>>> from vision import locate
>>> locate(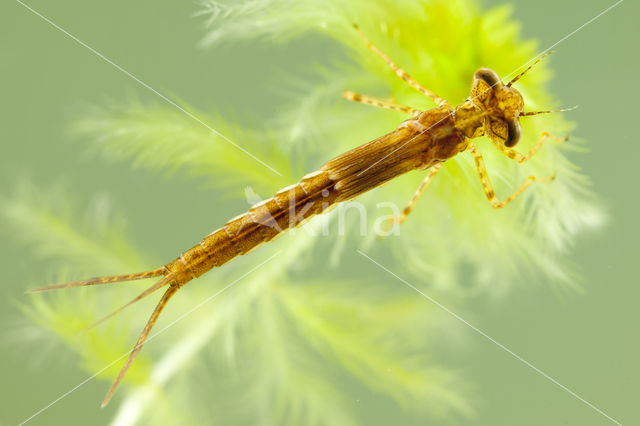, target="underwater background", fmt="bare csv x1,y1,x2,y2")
1,0,637,425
